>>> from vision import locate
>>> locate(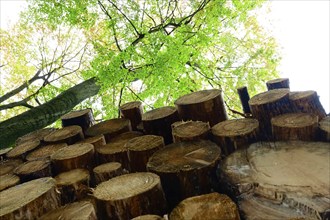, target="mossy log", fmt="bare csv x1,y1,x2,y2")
142,106,180,144
0,174,20,191
6,140,40,160
0,177,60,219
219,141,330,219
61,108,95,135
319,116,330,141
93,172,167,220
14,159,52,182
39,200,97,220
171,121,210,143
271,113,318,141
55,168,91,205
289,91,327,120
147,140,221,209
25,143,67,161
266,78,290,90
248,89,291,139
175,89,228,126
93,162,123,185
43,125,84,145
126,135,165,172
51,143,94,174
85,118,132,143
120,101,143,131
169,192,240,220
211,118,259,156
